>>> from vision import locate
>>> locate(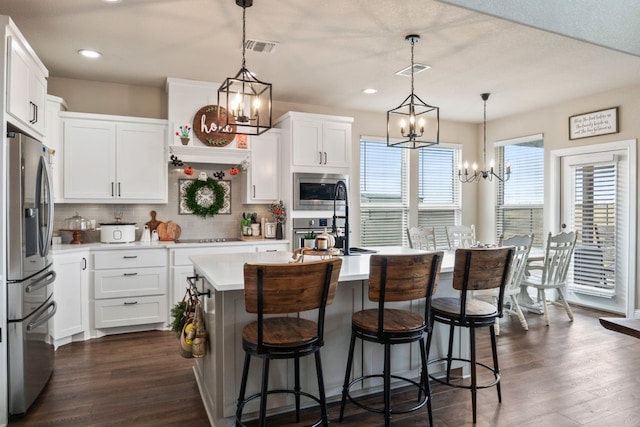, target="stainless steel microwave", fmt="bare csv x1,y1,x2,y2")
293,173,349,211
